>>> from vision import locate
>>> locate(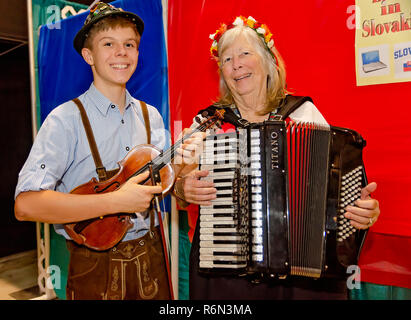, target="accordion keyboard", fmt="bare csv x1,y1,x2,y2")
199,132,247,269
